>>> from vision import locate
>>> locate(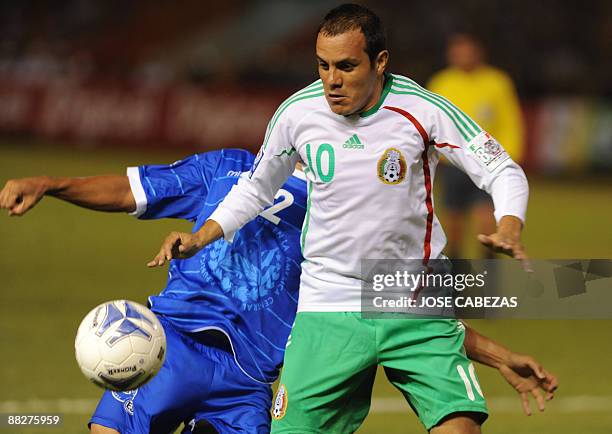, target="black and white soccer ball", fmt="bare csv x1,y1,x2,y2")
75,300,166,391
384,163,401,183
